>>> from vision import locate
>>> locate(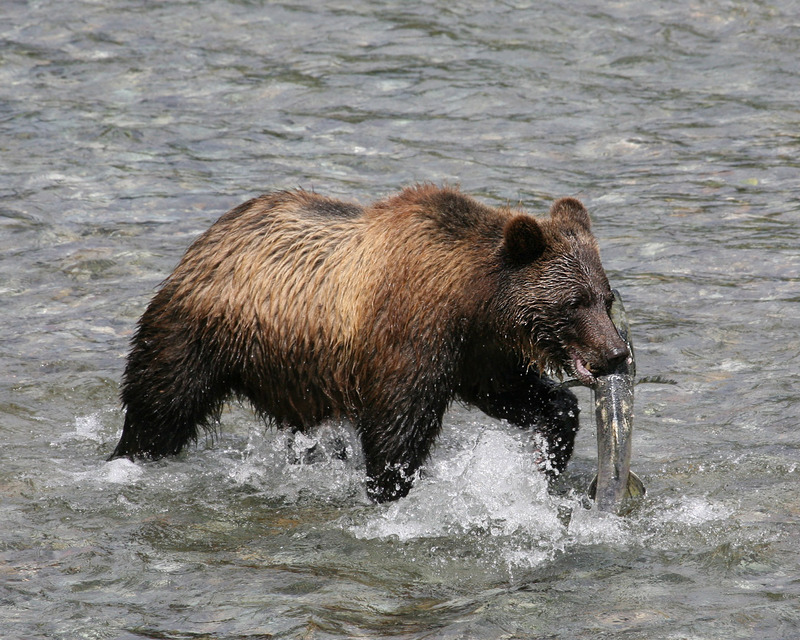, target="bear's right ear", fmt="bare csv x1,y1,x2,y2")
503,215,546,264
549,197,591,232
